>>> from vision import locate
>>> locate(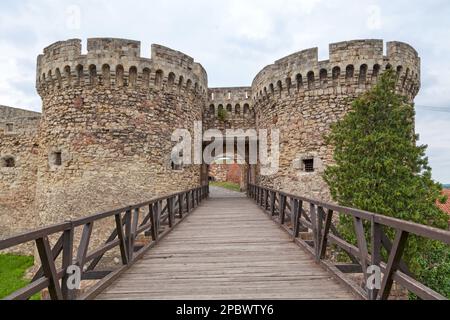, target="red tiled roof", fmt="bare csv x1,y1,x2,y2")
436,189,450,216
